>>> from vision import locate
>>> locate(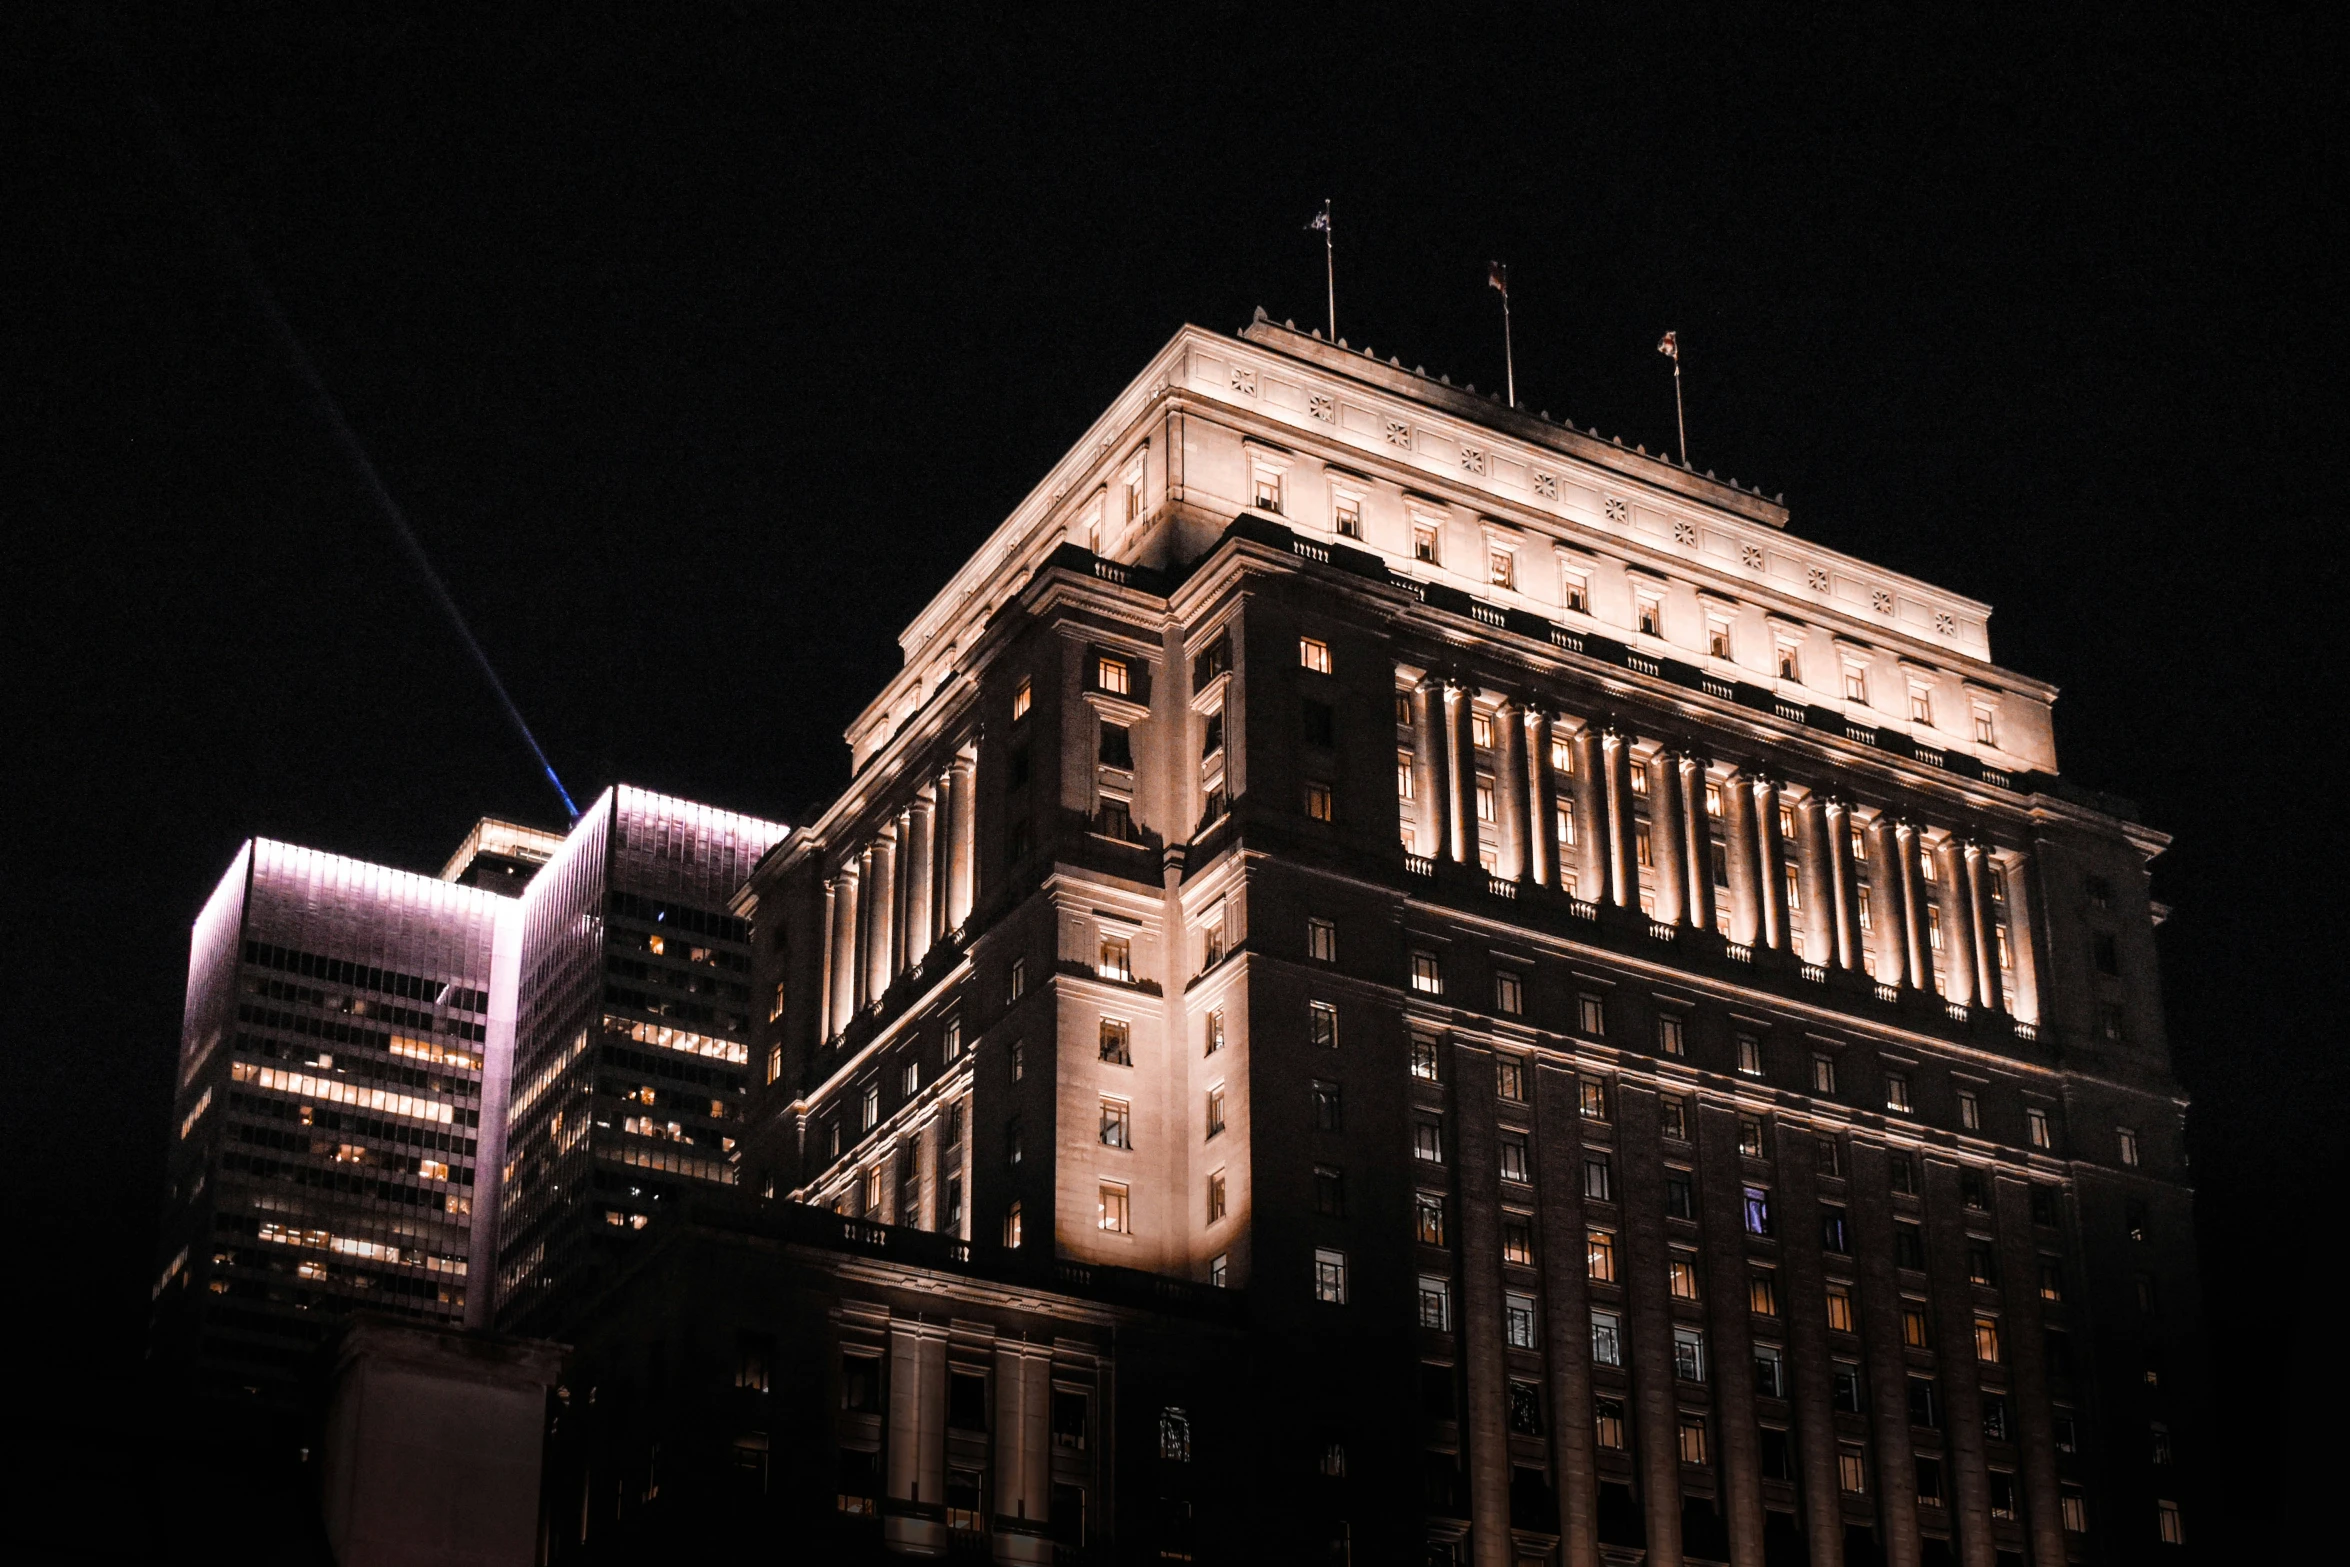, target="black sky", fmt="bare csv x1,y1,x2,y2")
5,4,2342,1552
